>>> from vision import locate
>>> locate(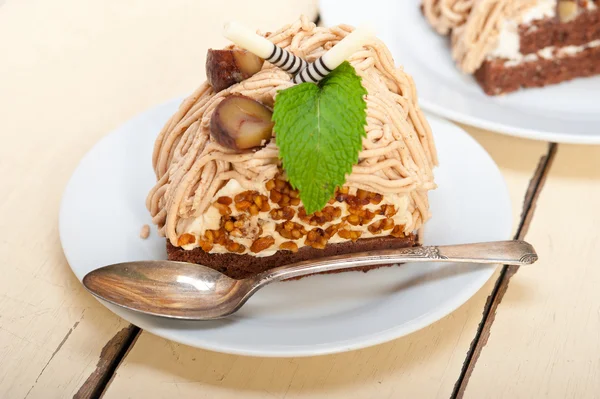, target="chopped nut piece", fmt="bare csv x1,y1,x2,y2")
213,202,232,216
275,179,286,191
338,229,362,241
356,189,369,200
325,222,345,238
390,225,406,238
177,233,196,246
305,228,328,249
205,230,215,242
265,179,276,191
198,238,213,252
275,221,307,240
260,201,271,212
368,219,384,234
383,217,395,230
370,193,383,205
347,214,361,225
234,191,254,203
379,204,397,217
225,241,245,253
250,236,275,253
235,200,252,211
270,190,282,203
270,206,295,220
217,196,233,205
279,241,299,253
